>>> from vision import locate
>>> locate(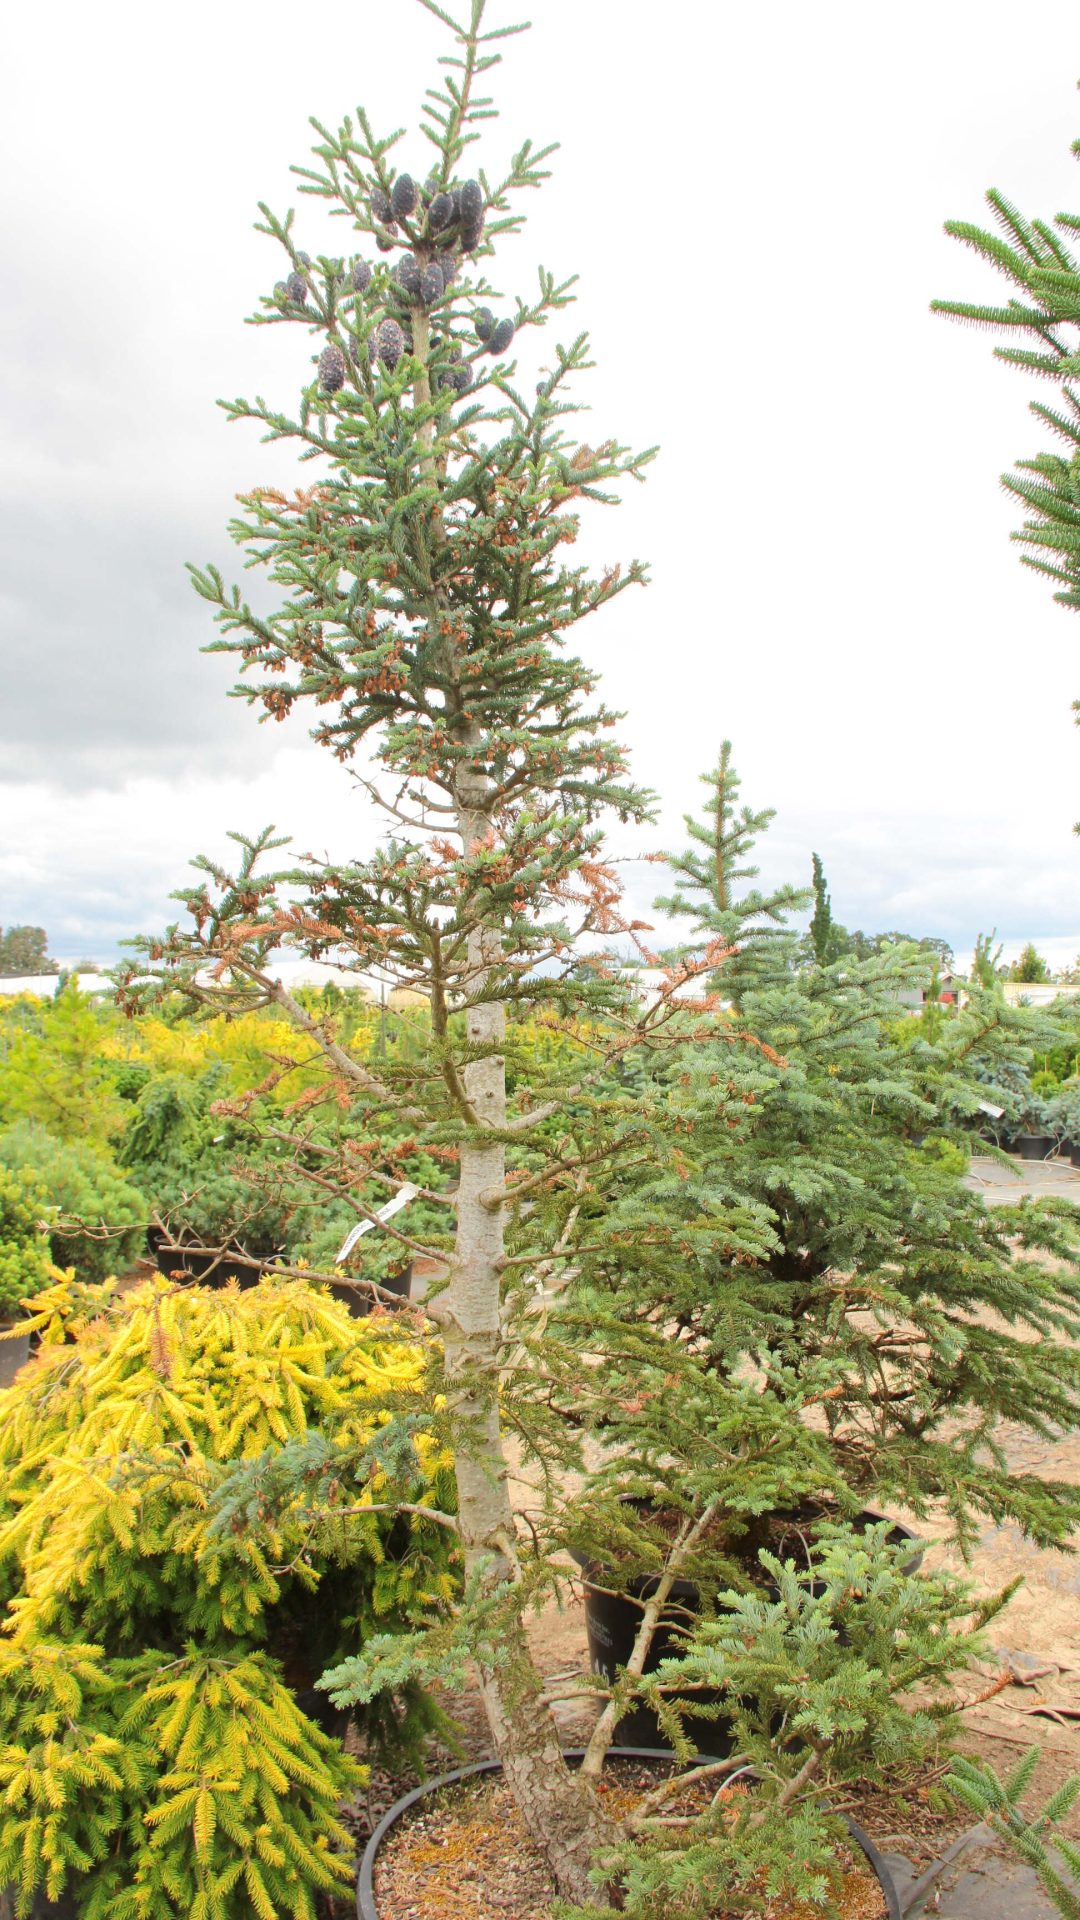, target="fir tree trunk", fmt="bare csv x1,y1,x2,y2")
445,763,619,1907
